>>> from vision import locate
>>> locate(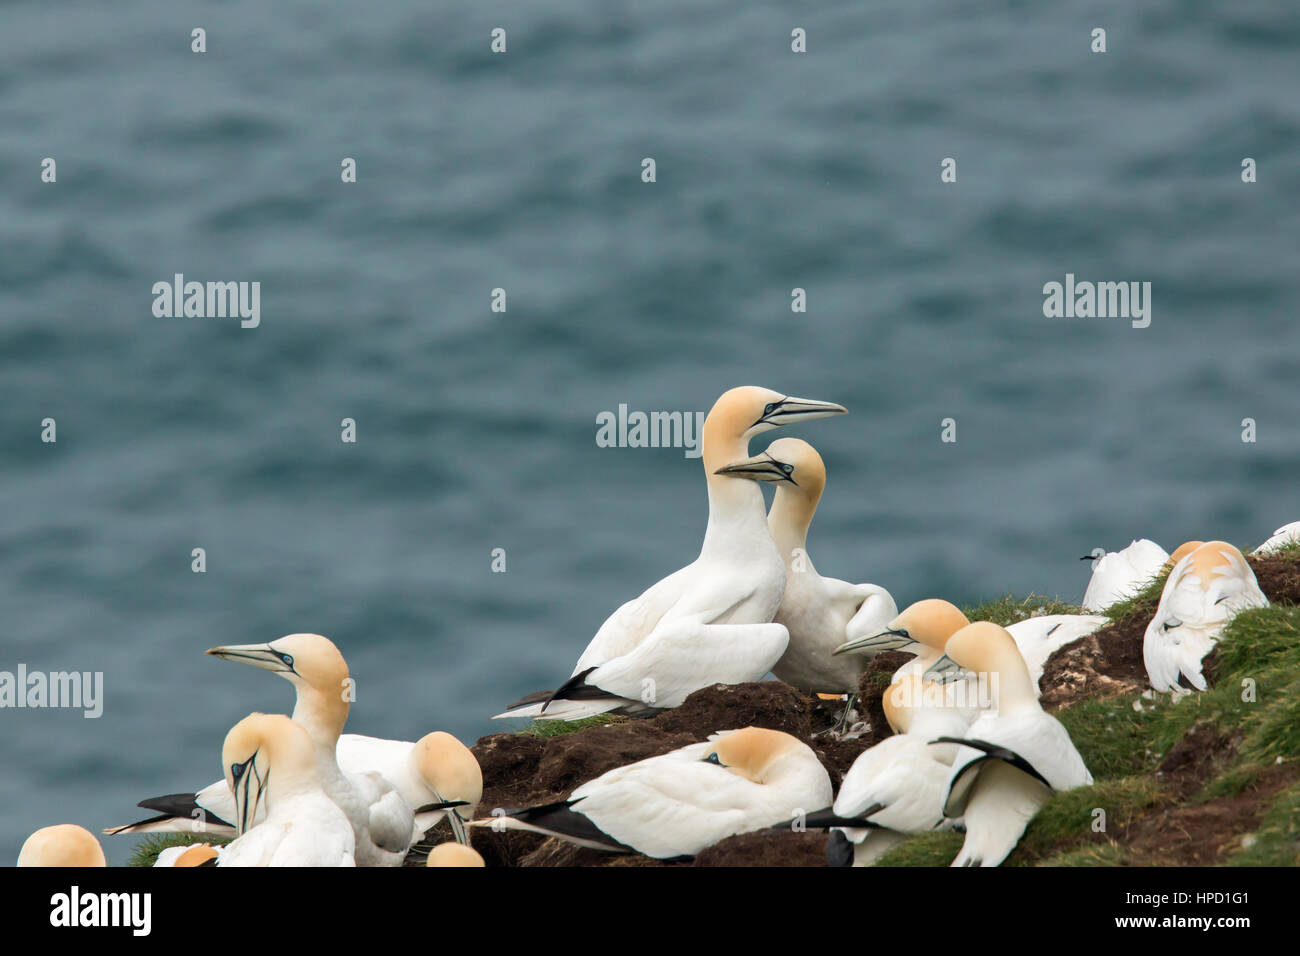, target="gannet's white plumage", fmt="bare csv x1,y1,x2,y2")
107,634,415,865
1081,538,1169,612
924,622,1092,867
1143,541,1269,693
1255,521,1300,555
426,842,485,867
475,727,833,859
494,387,847,720
217,713,356,867
17,824,106,867
1005,614,1107,692
715,438,896,694
335,730,482,843
825,674,969,866
832,599,983,721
